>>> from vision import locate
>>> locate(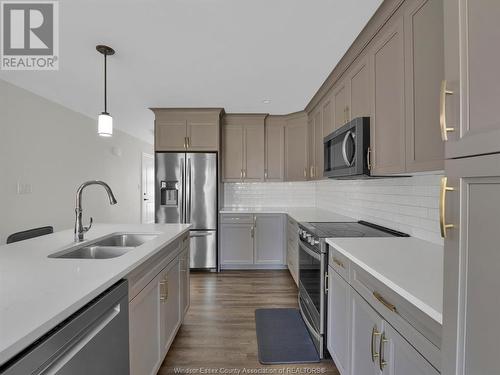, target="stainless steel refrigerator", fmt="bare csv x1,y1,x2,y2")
155,152,217,270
